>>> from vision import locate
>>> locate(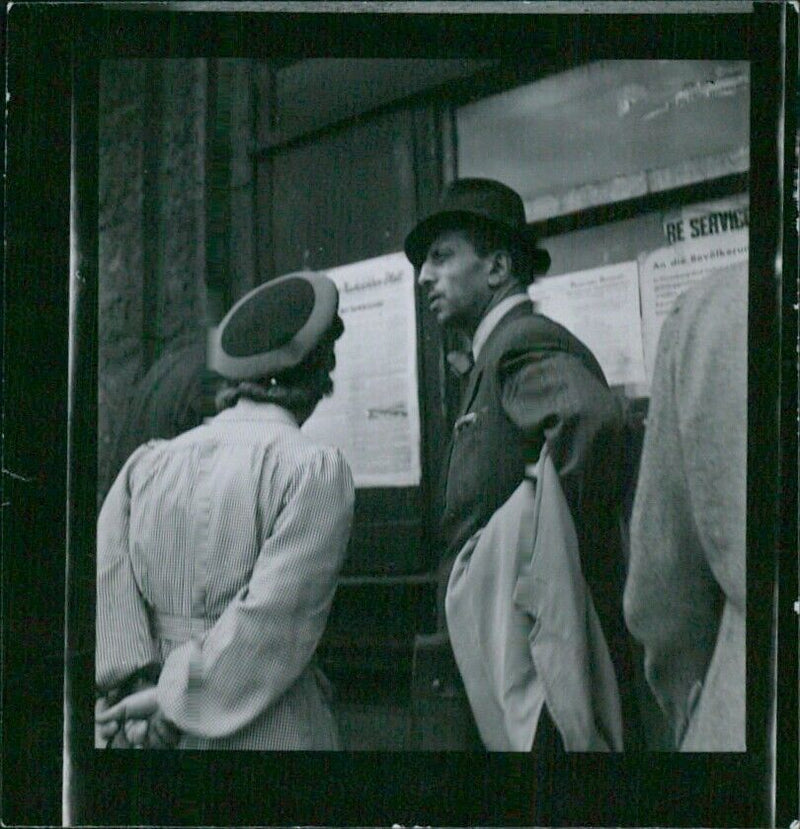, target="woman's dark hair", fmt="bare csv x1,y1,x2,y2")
215,314,344,421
